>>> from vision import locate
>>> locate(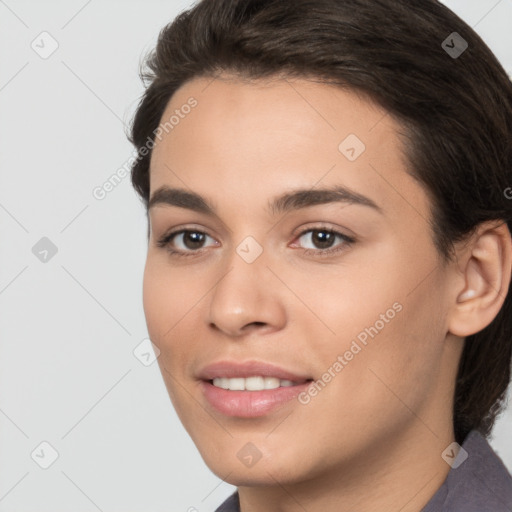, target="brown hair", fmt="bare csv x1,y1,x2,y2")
128,0,512,444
